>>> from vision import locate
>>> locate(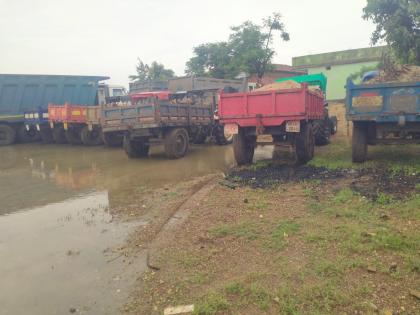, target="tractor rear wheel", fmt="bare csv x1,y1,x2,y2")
39,128,54,144
17,125,40,143
52,126,68,144
295,122,315,165
214,124,233,145
164,128,189,159
123,135,149,158
352,122,367,163
313,120,331,146
65,127,83,145
233,128,255,165
0,124,16,146
81,126,103,146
